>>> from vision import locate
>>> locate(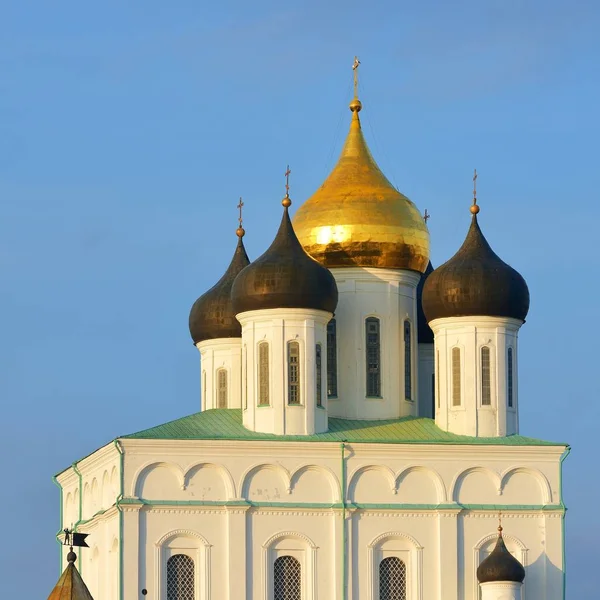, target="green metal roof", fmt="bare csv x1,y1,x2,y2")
123,409,563,446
